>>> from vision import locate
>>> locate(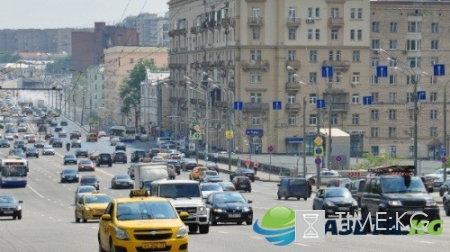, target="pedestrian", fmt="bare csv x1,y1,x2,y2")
253,160,259,175
214,152,219,163
307,179,312,198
